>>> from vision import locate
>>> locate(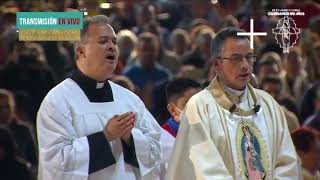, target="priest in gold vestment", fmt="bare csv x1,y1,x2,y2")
165,27,300,180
